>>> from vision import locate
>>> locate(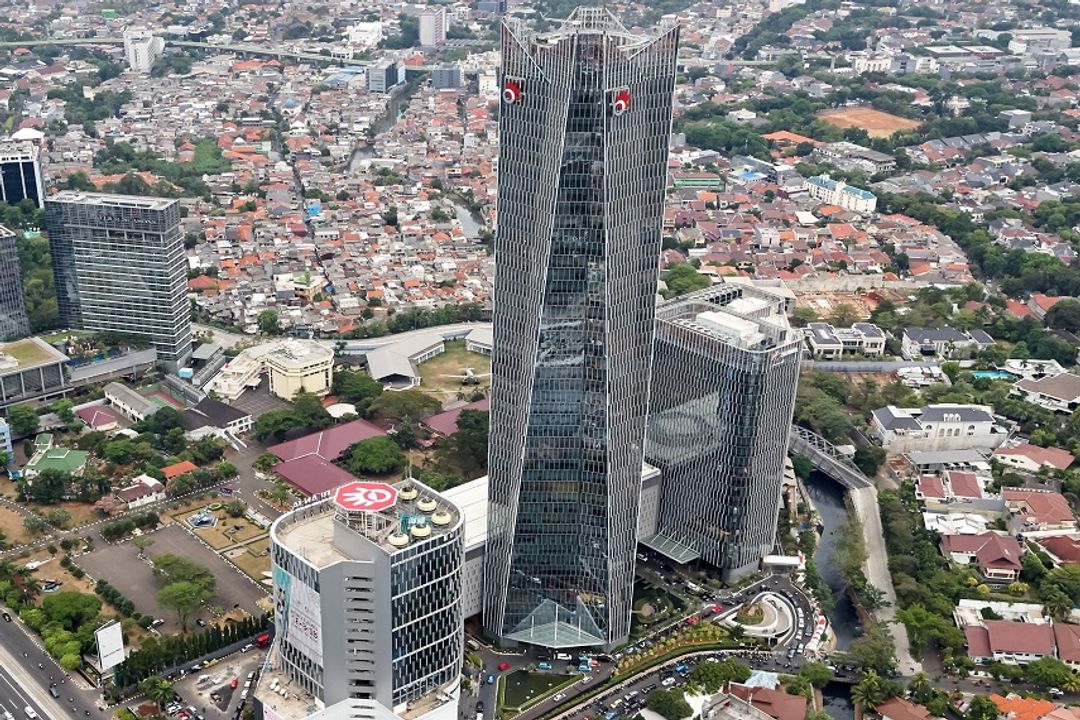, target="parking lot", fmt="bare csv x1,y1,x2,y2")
171,650,266,720
233,379,290,419
79,524,268,633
